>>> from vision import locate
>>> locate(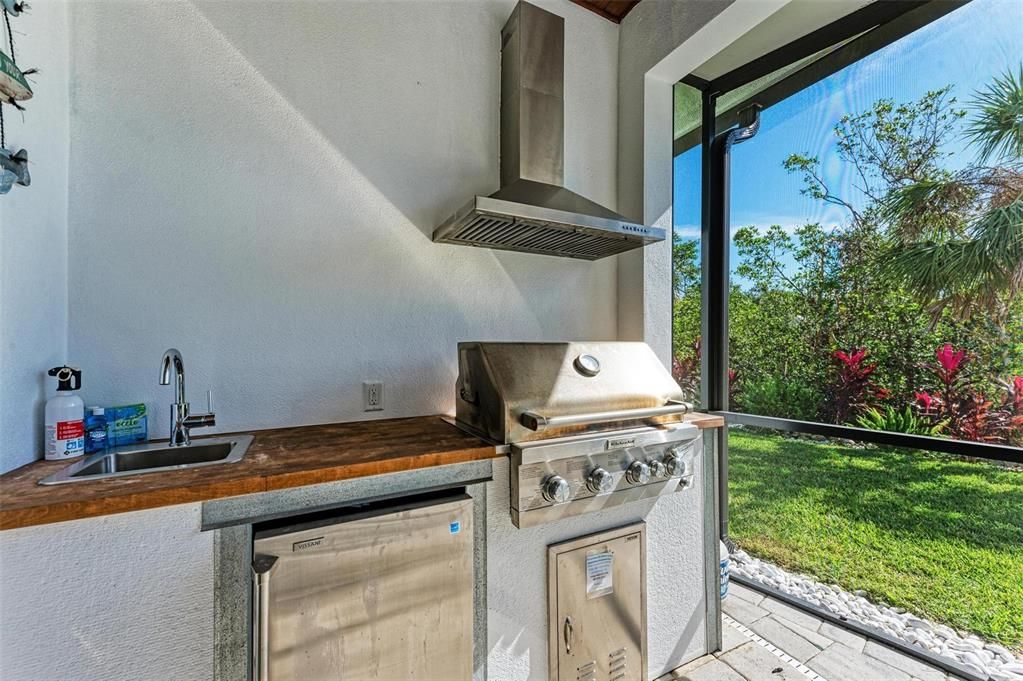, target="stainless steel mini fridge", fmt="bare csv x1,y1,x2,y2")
252,493,474,680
